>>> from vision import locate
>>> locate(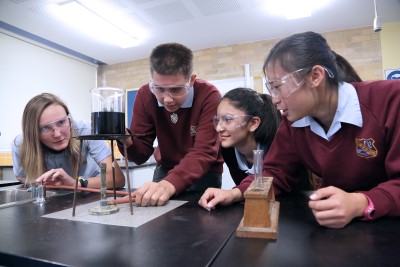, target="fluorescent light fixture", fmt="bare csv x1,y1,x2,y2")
50,1,139,48
262,0,331,20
